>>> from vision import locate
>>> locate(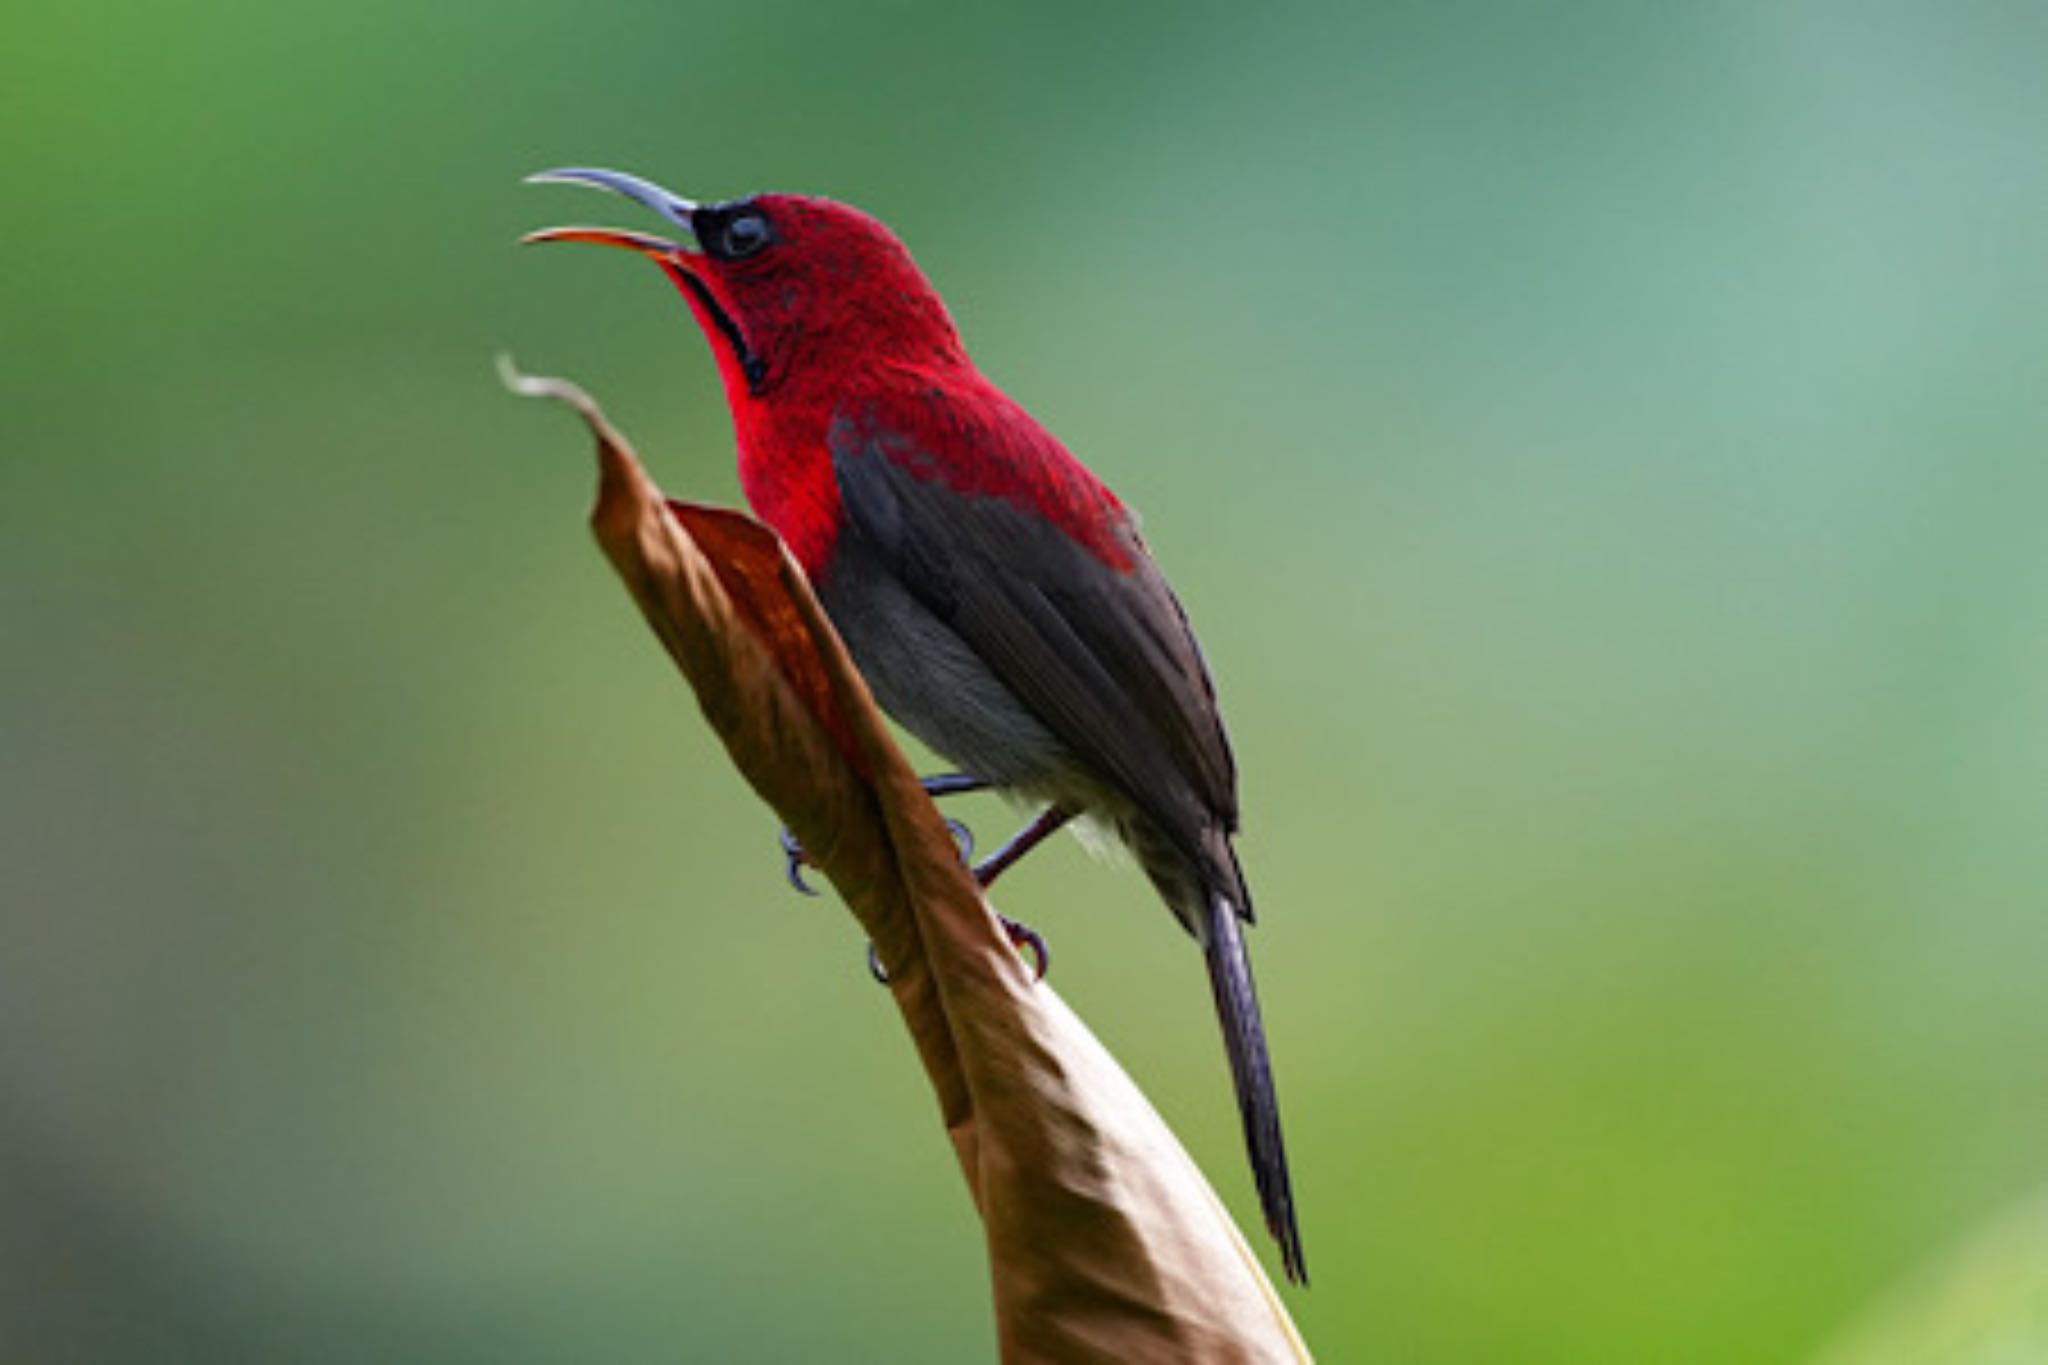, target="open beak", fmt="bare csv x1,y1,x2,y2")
522,167,701,258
